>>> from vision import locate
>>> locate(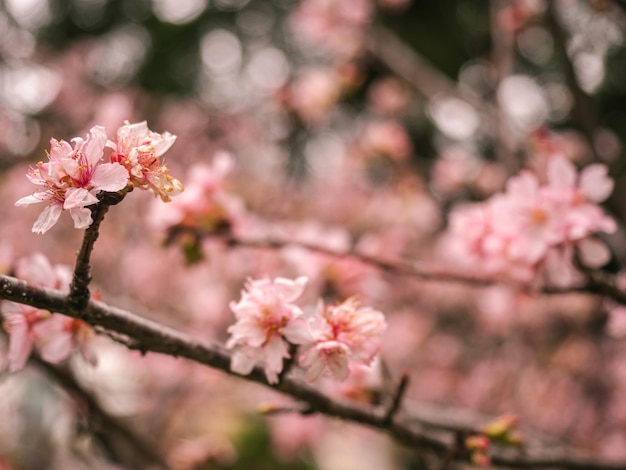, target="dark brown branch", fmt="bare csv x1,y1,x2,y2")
383,374,409,425
1,274,626,469
68,188,132,314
